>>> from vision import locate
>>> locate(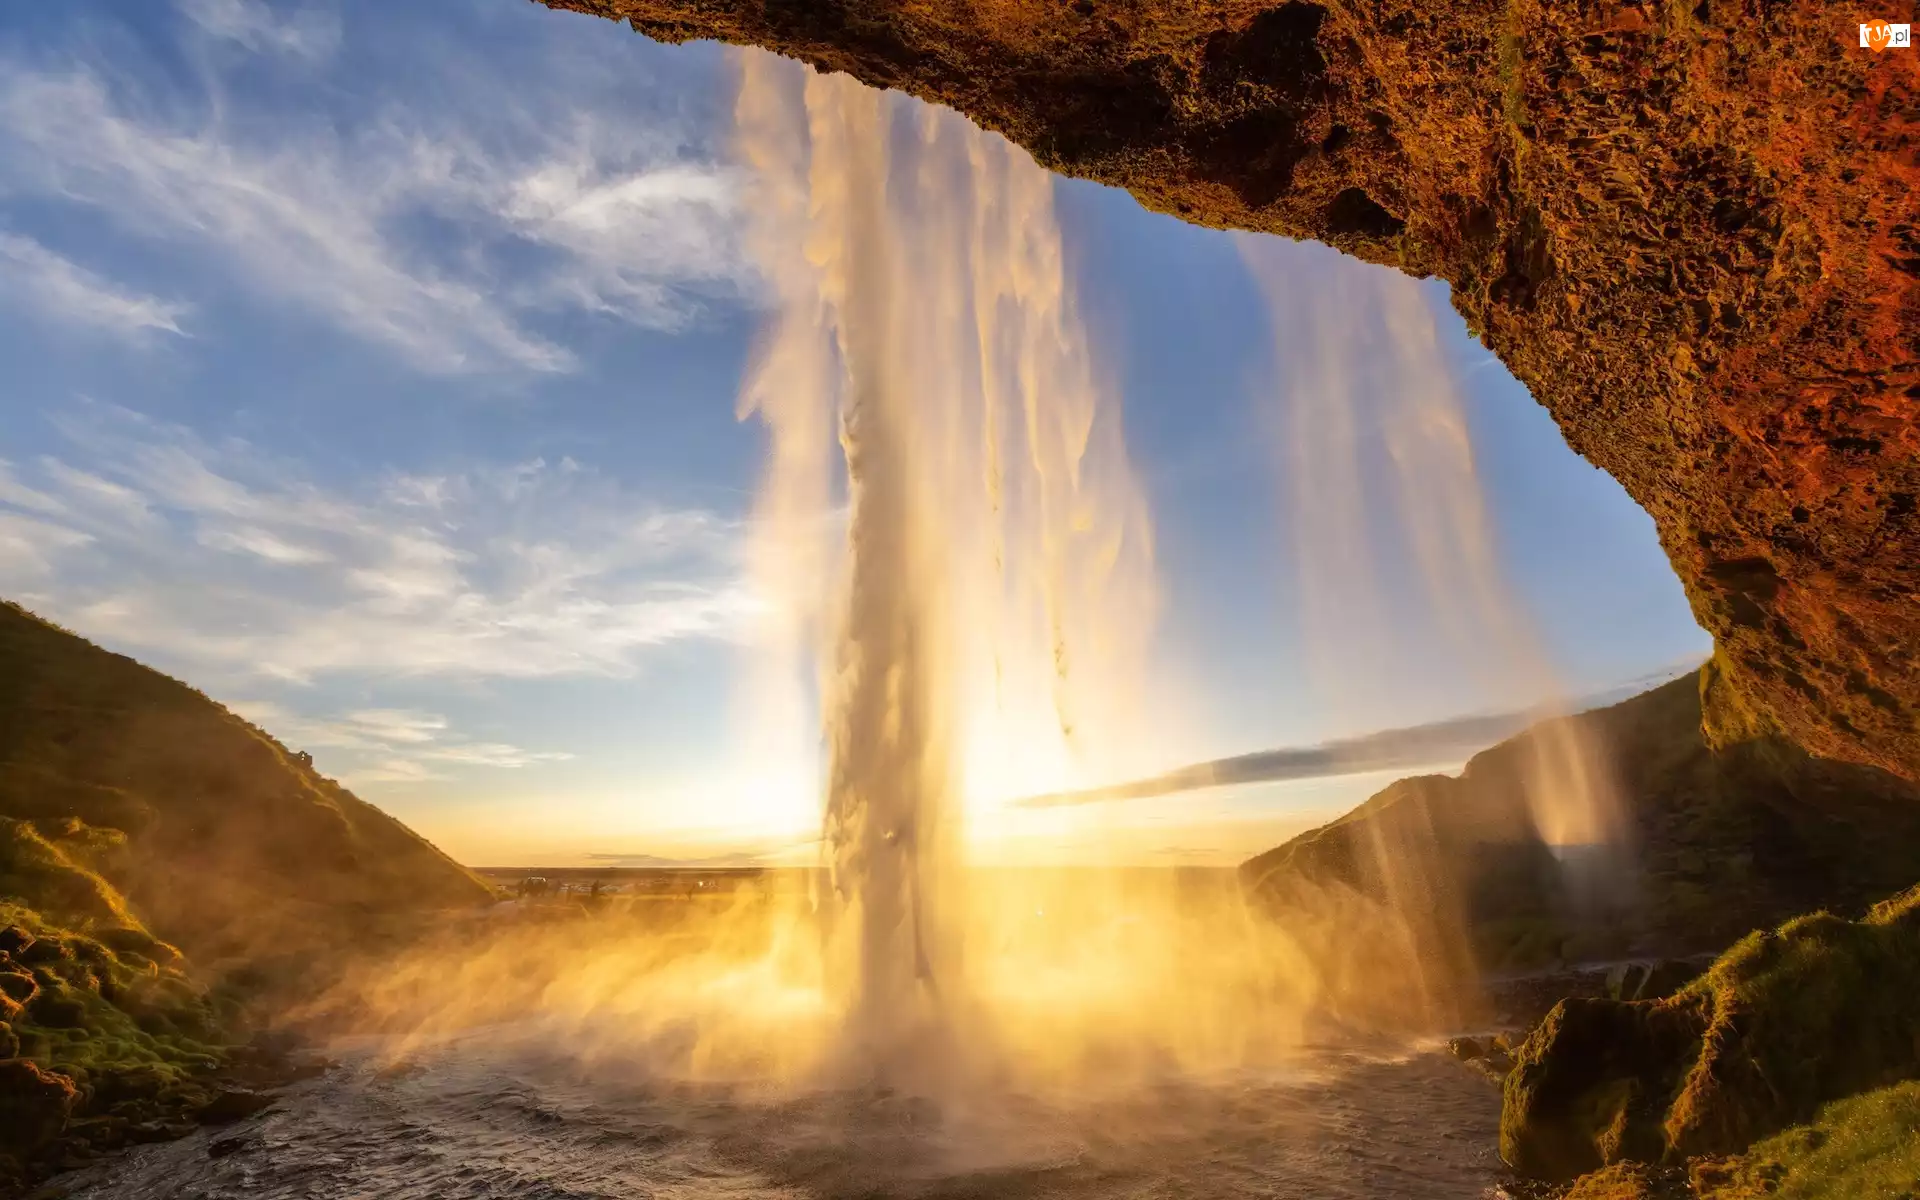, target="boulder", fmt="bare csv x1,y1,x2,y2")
1605,959,1702,1003
1501,997,1707,1181
195,1087,277,1126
